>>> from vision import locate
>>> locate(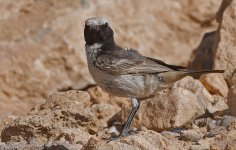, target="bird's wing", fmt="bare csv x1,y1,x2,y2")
95,49,181,75
146,57,186,70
